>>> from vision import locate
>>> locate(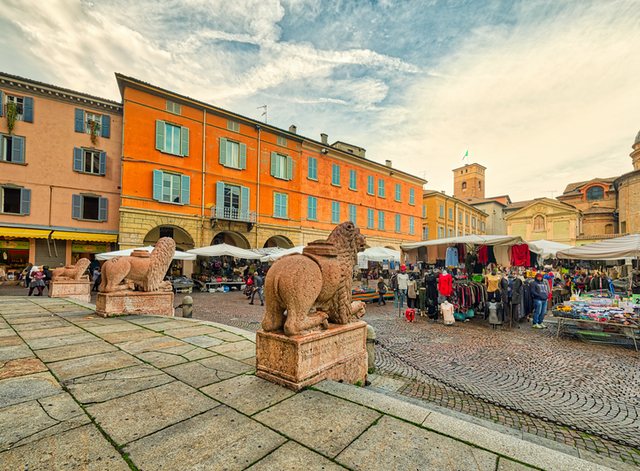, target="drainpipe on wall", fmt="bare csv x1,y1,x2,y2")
201,109,207,246
256,125,262,248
